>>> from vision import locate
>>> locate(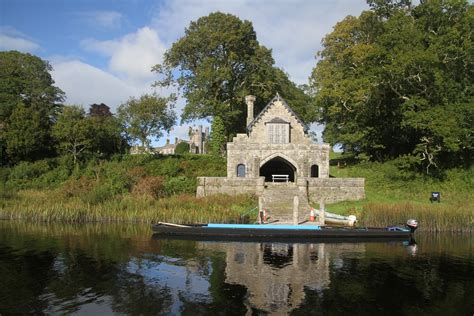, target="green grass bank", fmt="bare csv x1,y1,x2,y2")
326,154,473,232
0,154,257,224
1,153,472,231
